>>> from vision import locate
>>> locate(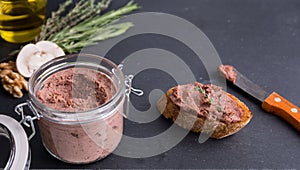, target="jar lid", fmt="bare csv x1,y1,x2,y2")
0,115,30,170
